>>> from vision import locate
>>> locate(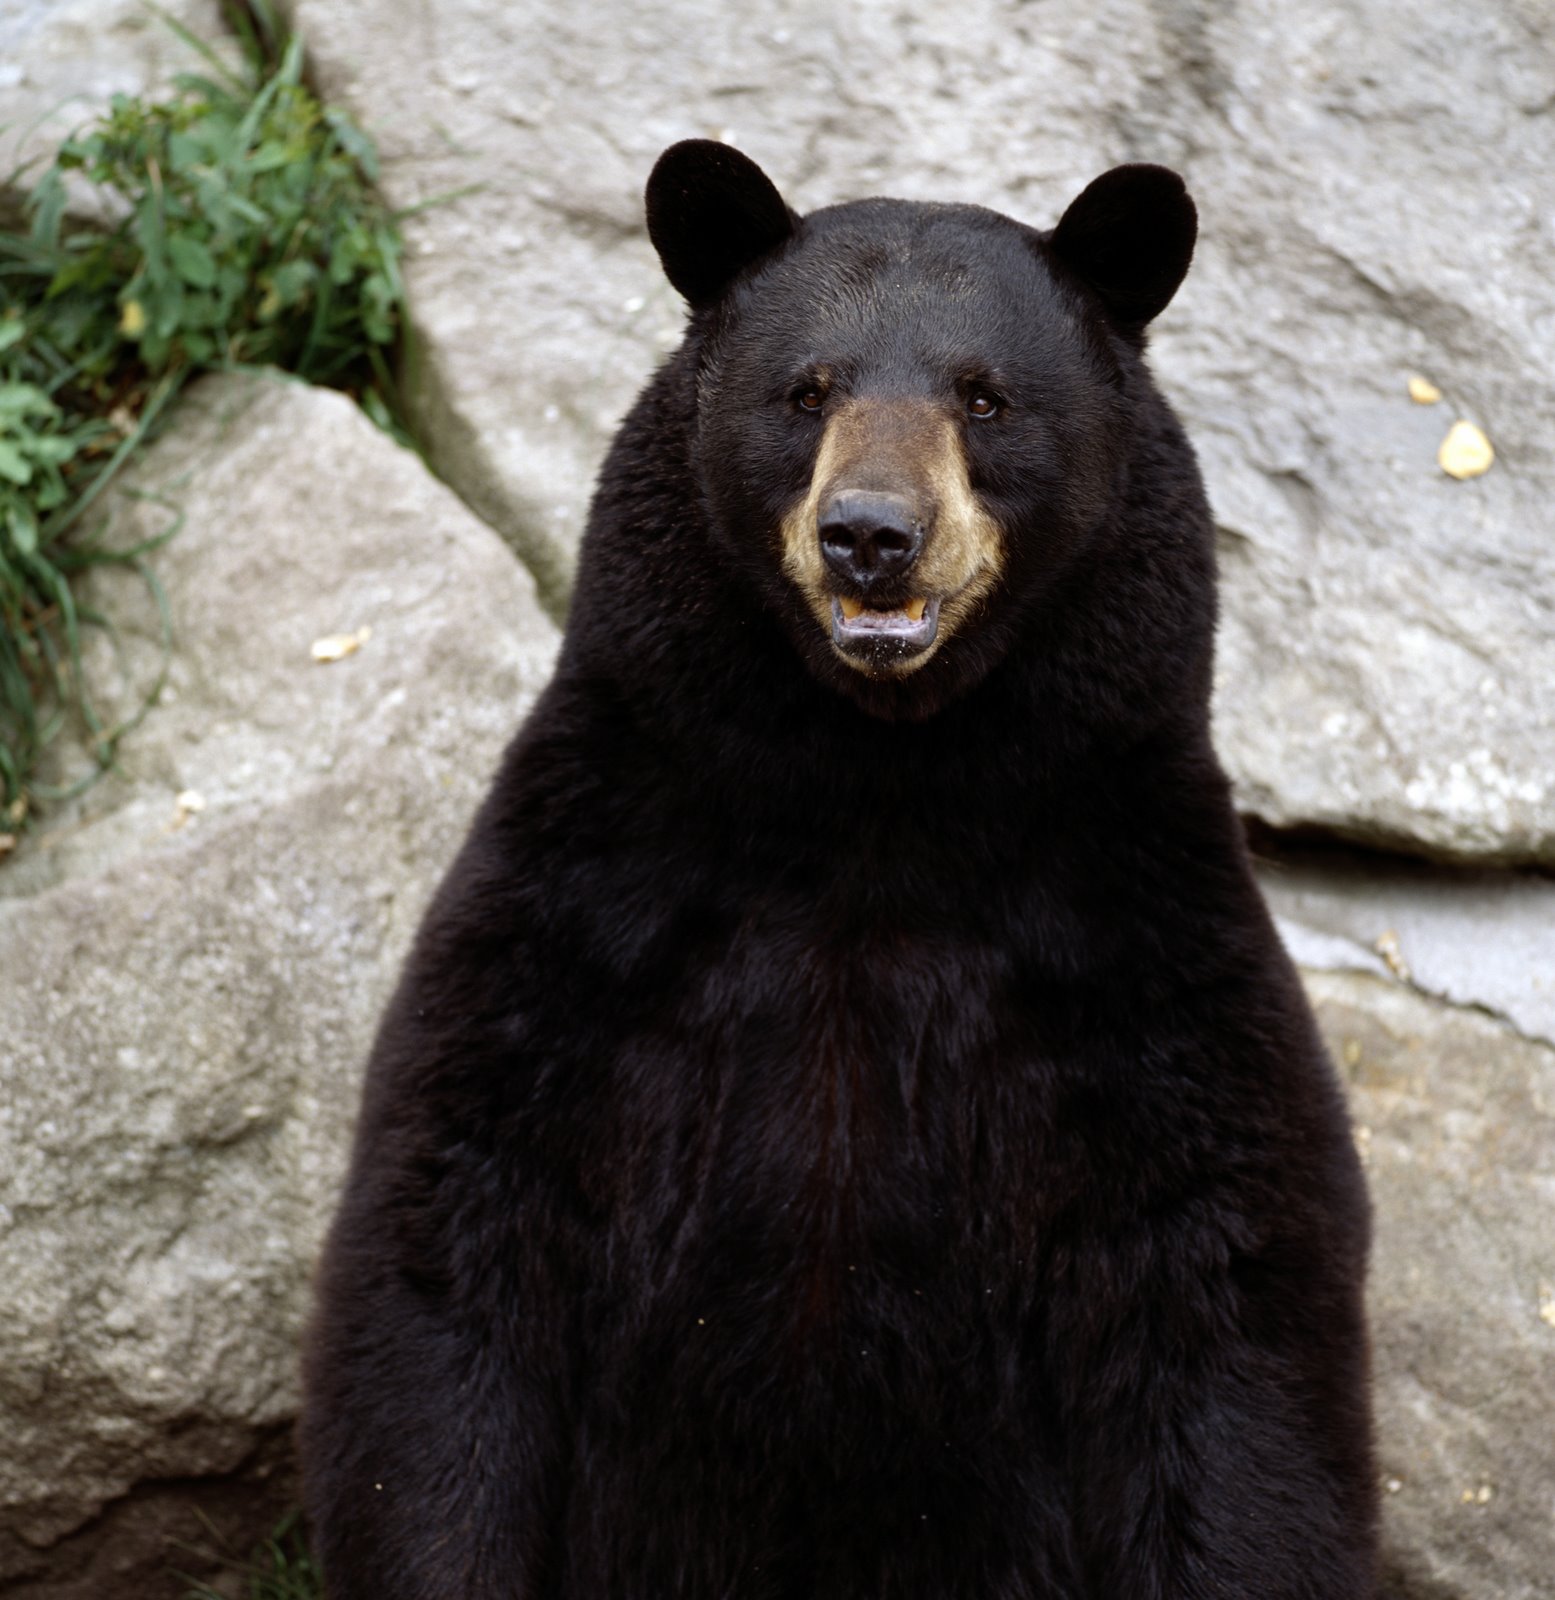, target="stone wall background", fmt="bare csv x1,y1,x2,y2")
1,3,1550,1596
